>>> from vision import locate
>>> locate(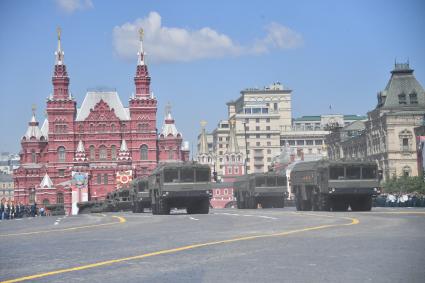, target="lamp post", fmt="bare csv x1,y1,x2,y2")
242,121,248,175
